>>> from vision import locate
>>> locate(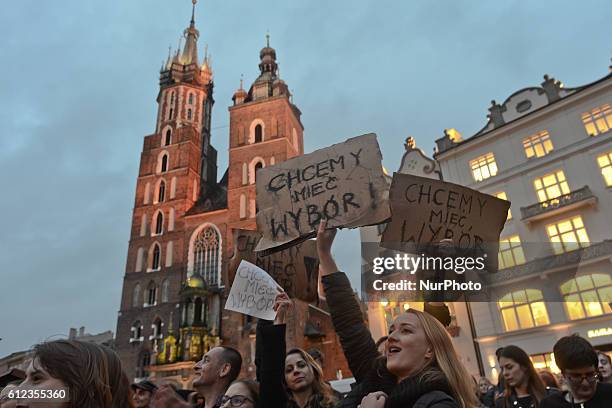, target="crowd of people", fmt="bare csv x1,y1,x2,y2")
1,221,611,407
